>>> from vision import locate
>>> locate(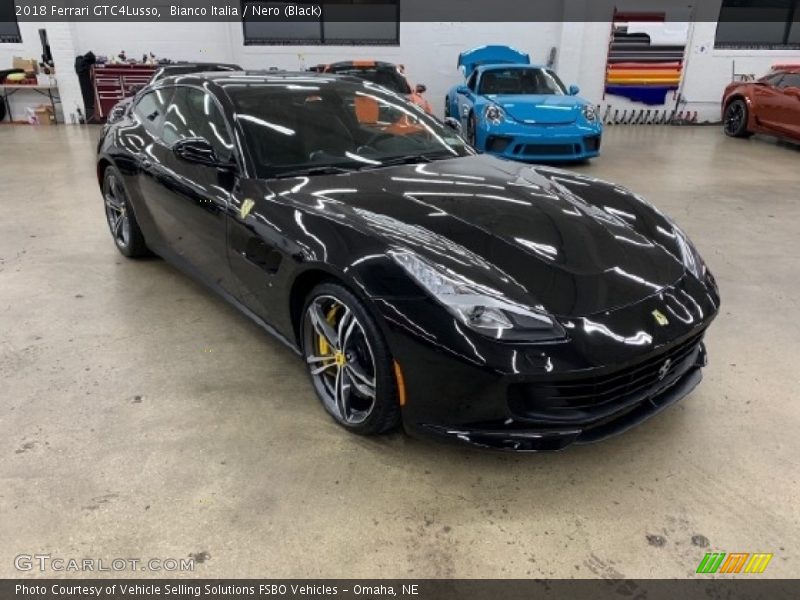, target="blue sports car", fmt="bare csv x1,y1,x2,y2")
445,45,603,162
